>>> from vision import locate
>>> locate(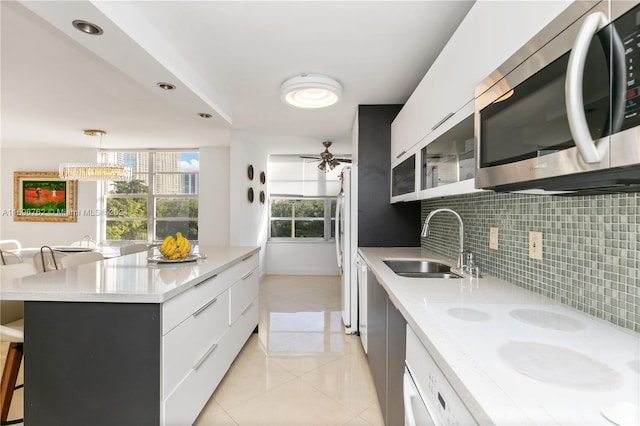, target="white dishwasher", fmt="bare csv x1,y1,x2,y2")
404,326,477,426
